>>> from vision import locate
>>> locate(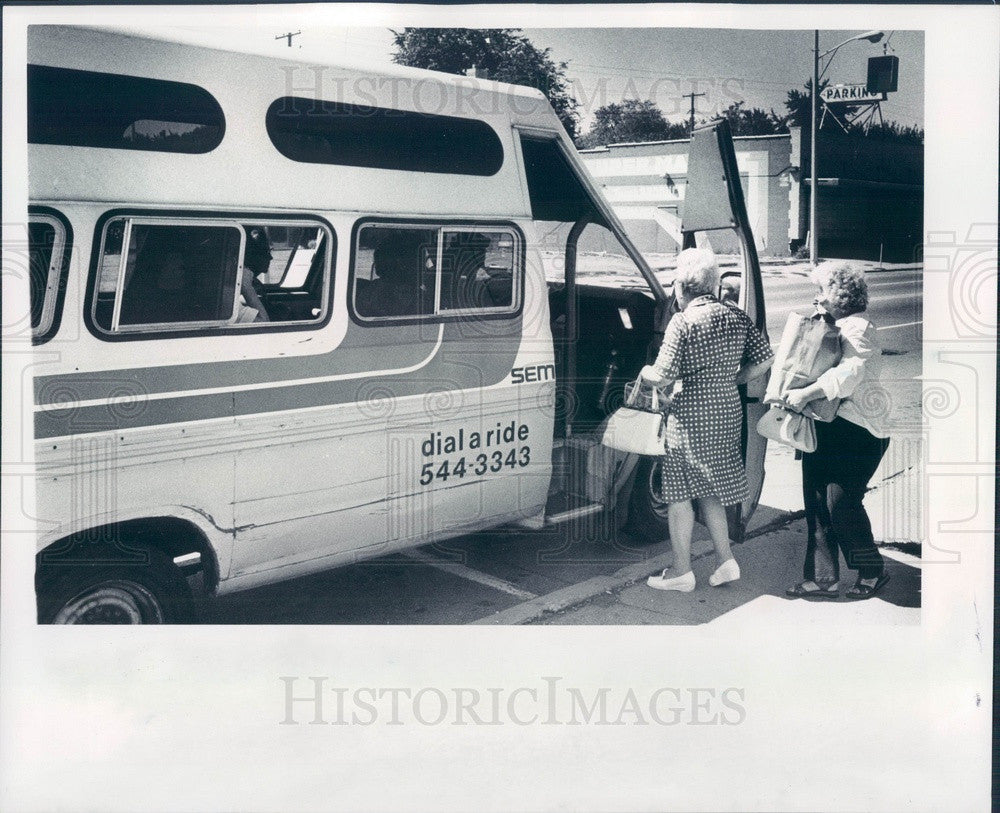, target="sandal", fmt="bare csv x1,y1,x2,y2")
846,572,890,600
785,580,839,600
